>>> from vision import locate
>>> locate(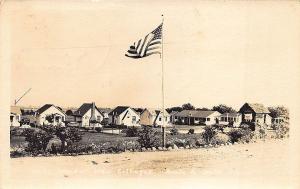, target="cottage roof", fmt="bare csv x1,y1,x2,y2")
36,104,66,115
97,108,112,114
109,106,130,116
144,108,170,116
175,110,217,118
244,103,270,114
74,103,103,117
11,106,22,115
